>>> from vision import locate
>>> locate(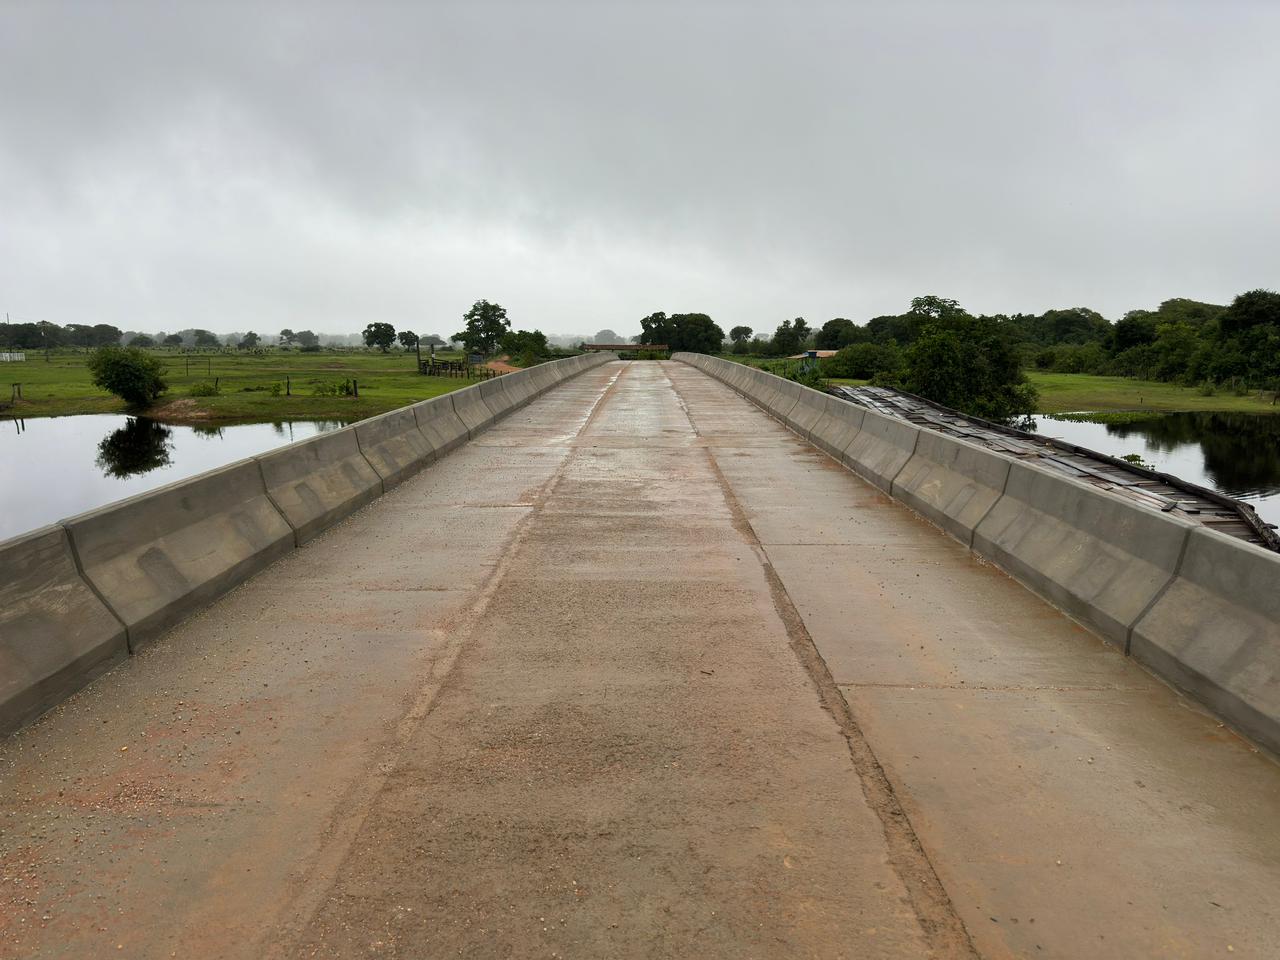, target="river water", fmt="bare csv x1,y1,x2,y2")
1032,411,1280,528
3,410,1277,544
0,415,345,541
